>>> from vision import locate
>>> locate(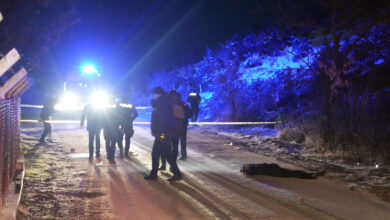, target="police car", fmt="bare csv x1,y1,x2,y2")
55,64,110,111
